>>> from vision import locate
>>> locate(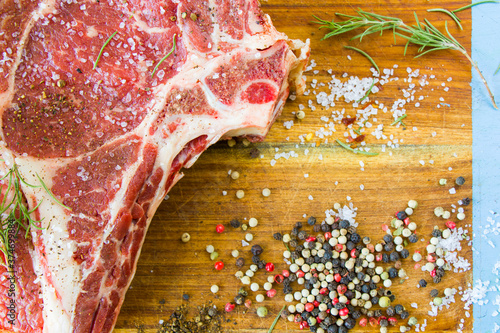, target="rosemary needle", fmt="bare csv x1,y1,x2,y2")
152,34,177,78
453,0,499,13
391,114,407,125
344,46,380,73
268,305,286,333
93,31,118,70
335,139,379,156
427,8,463,30
495,63,500,75
357,79,375,103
